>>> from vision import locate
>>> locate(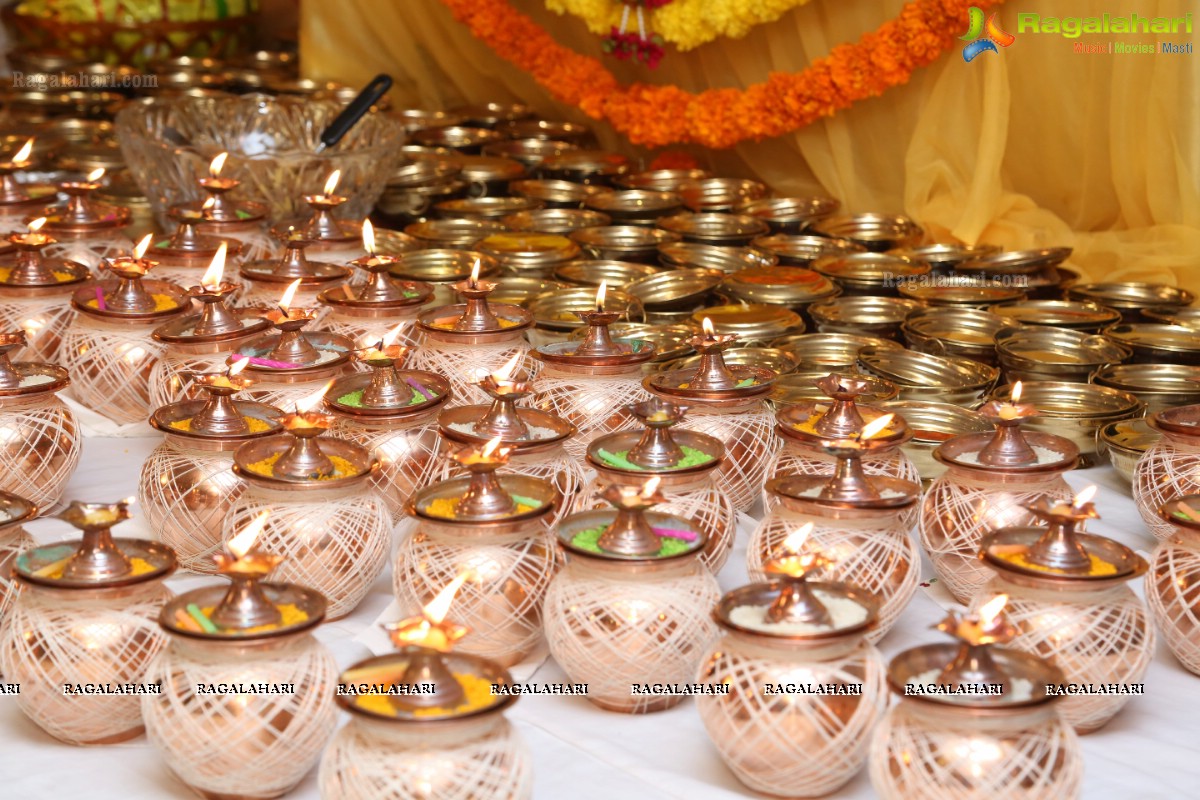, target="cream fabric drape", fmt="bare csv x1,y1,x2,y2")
302,0,1200,291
